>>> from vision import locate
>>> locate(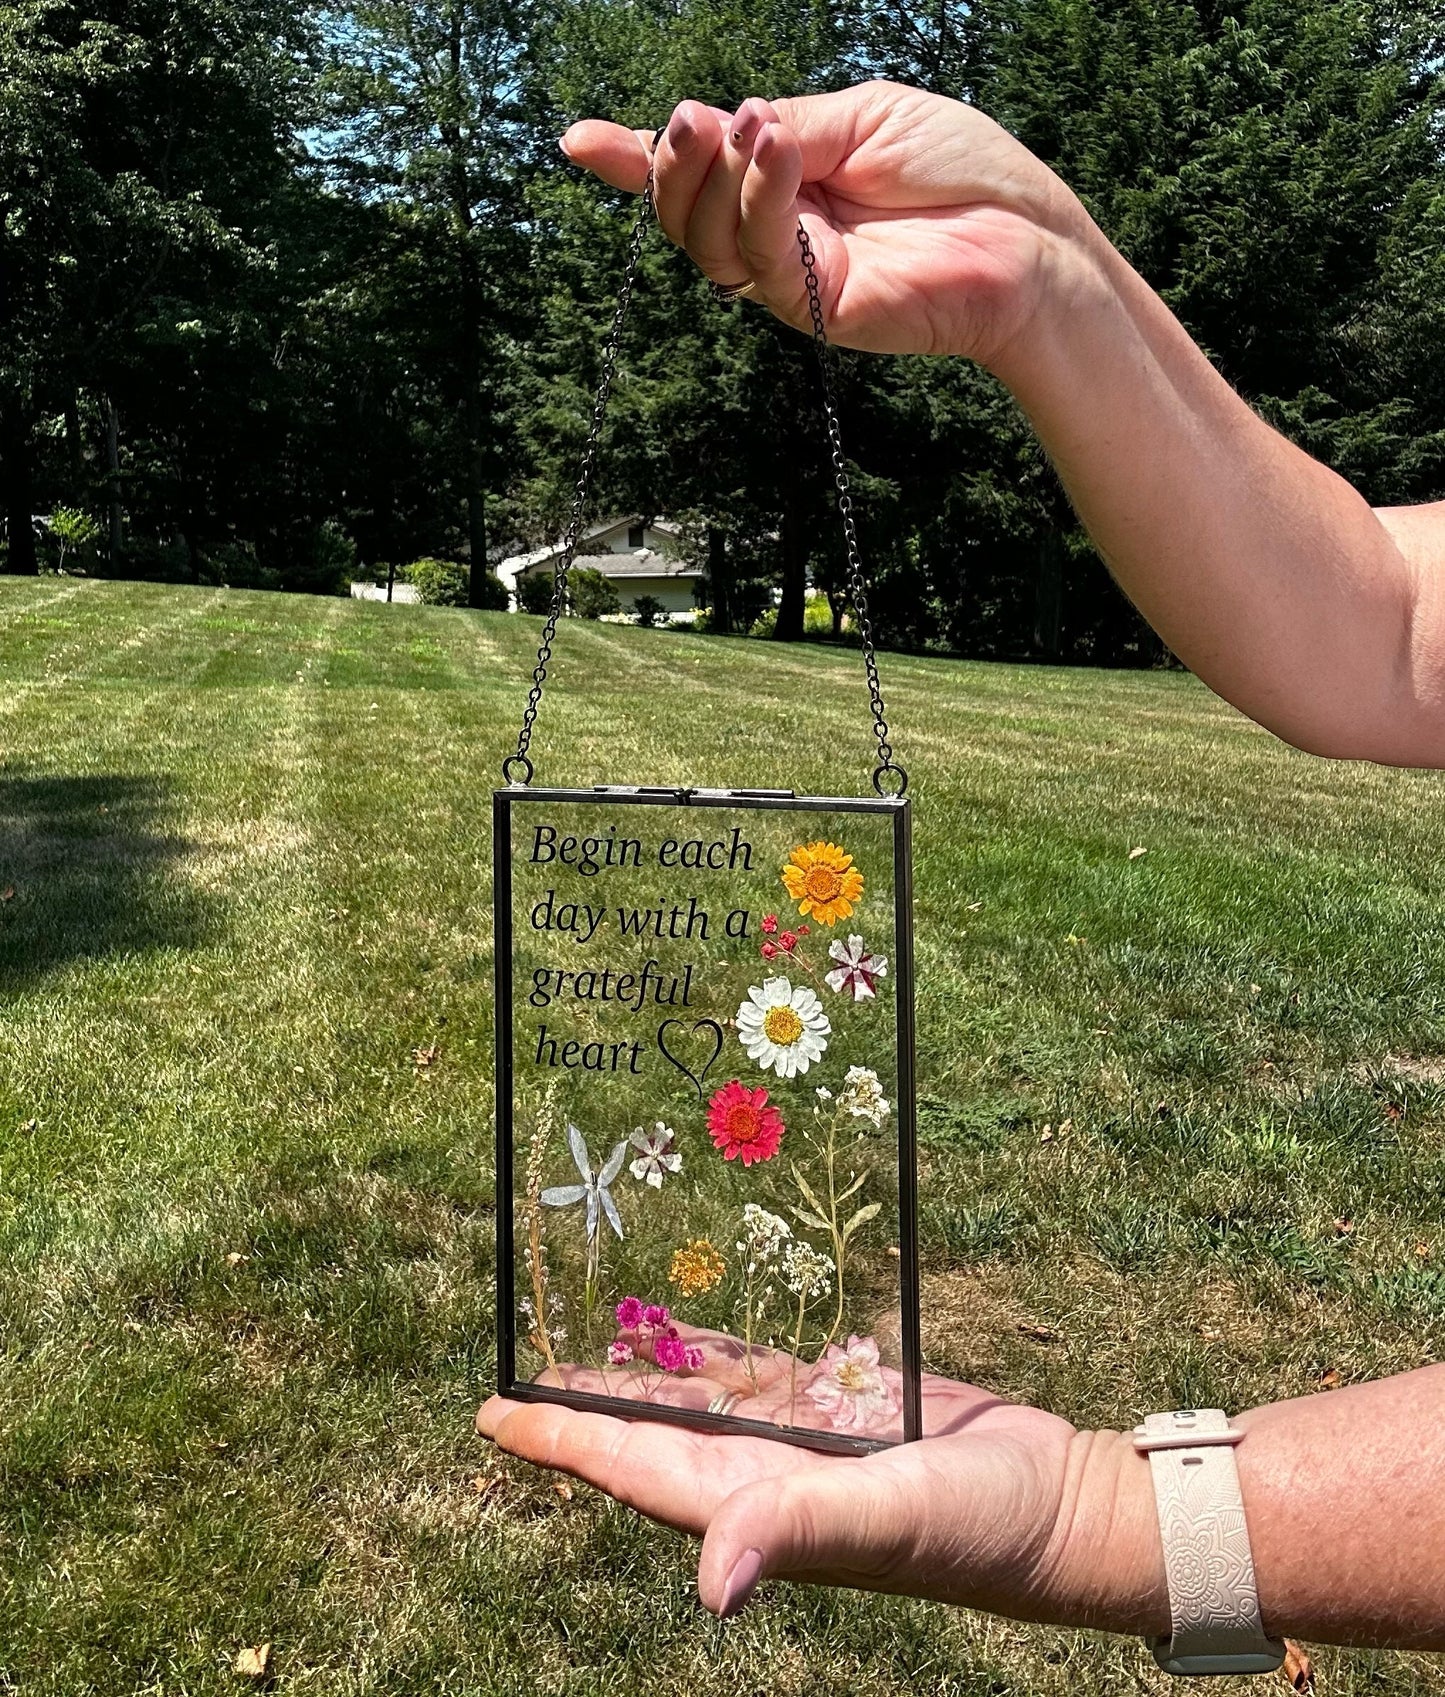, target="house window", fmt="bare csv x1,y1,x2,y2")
627,523,645,548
